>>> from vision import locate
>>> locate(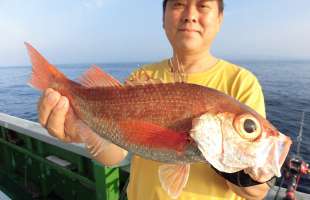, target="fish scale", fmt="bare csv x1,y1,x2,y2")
65,84,207,163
